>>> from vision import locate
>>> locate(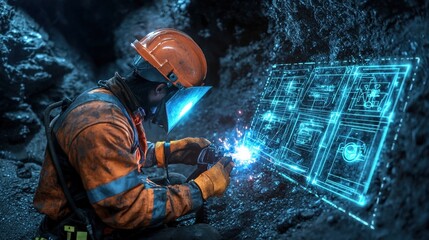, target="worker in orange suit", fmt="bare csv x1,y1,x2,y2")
33,28,234,240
